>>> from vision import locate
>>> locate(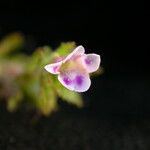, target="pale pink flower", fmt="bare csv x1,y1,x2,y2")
44,46,101,92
